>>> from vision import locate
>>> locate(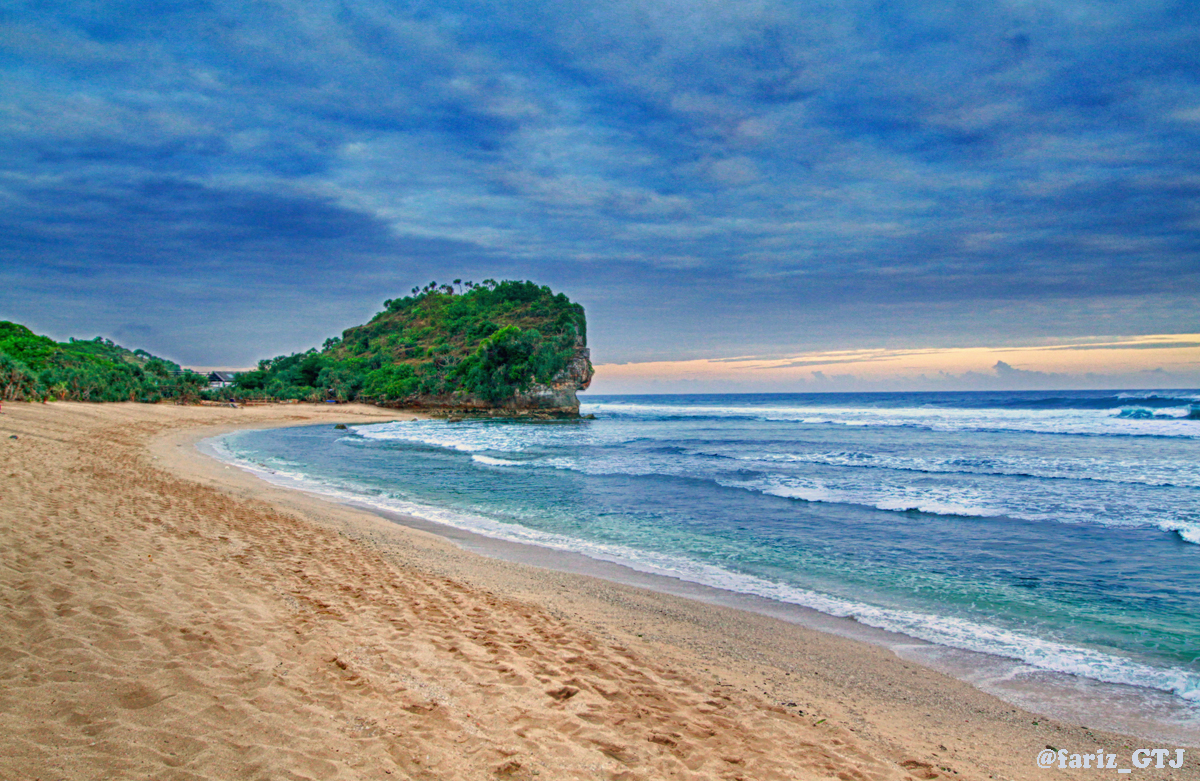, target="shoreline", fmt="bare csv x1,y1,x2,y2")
1,401,1193,780
205,425,1200,748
